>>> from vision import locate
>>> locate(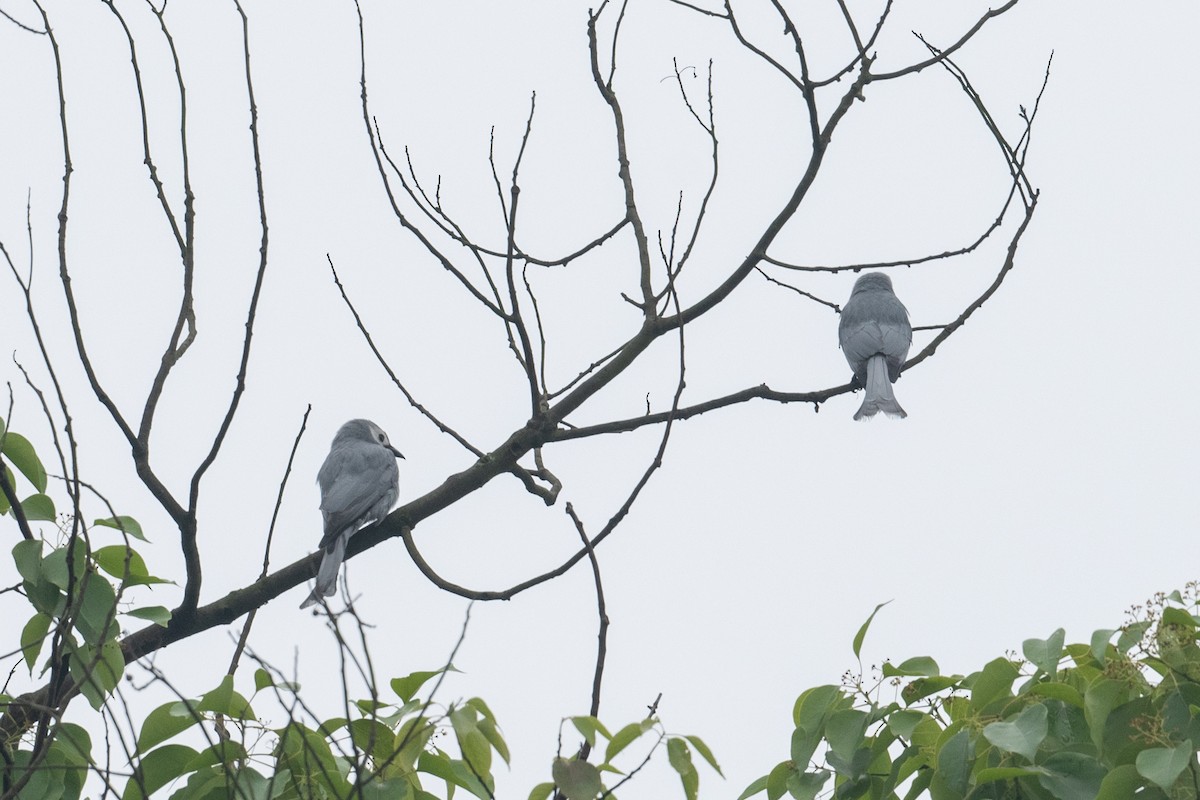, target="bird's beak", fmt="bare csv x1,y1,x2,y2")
389,445,405,459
